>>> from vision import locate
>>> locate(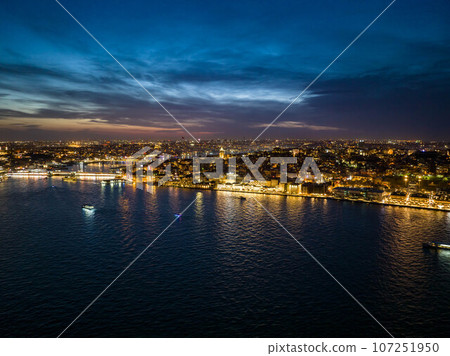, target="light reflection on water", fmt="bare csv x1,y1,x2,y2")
0,178,450,337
